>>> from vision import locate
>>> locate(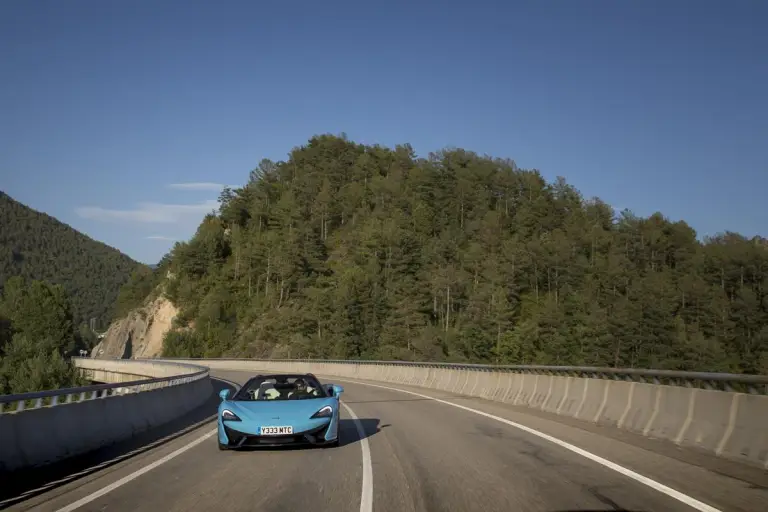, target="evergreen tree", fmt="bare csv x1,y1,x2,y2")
0,278,85,394
147,134,768,373
0,191,143,328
